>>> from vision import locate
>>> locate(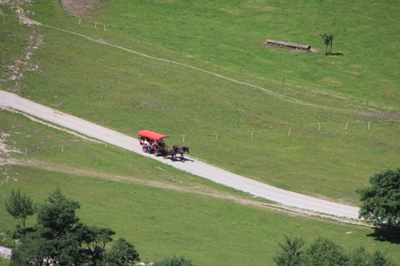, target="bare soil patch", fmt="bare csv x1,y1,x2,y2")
62,0,99,17
0,129,22,166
